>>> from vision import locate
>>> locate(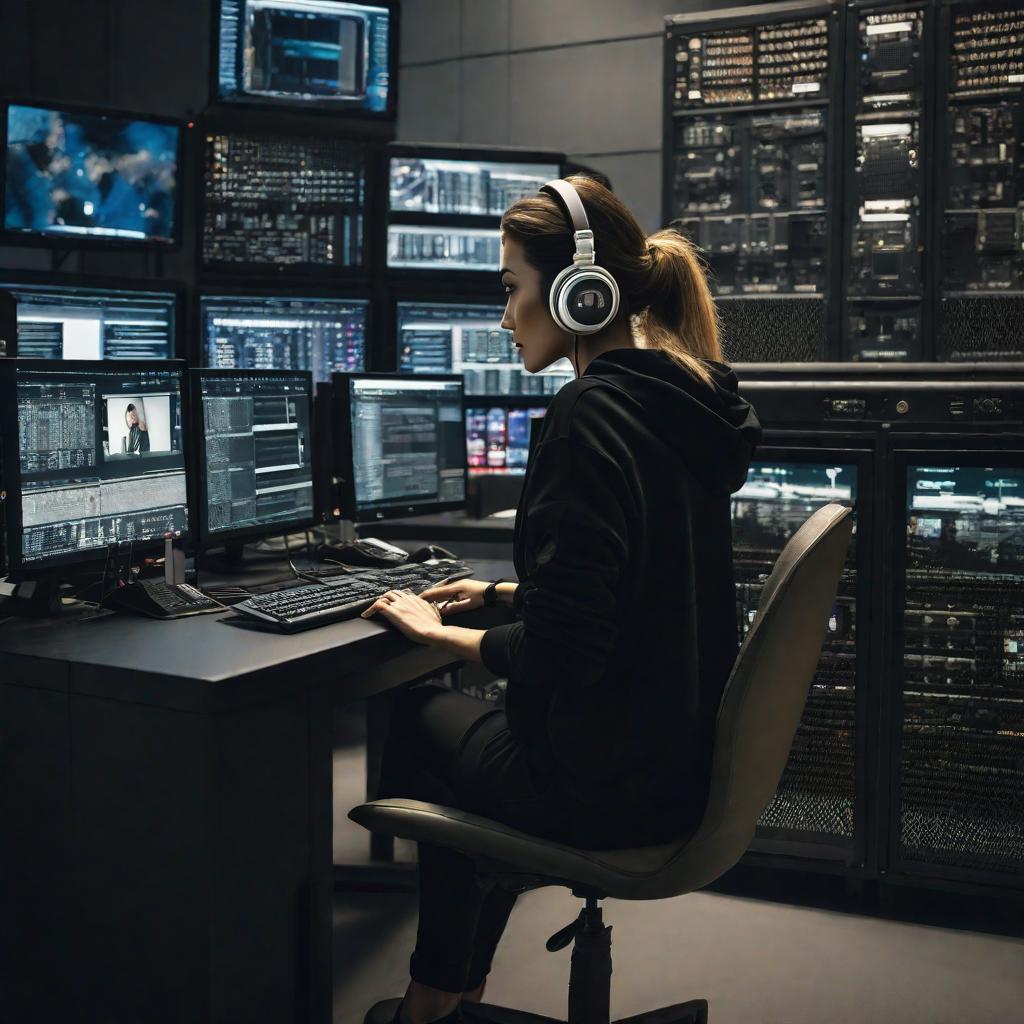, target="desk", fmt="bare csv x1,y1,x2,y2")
0,557,515,1024
370,511,515,546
